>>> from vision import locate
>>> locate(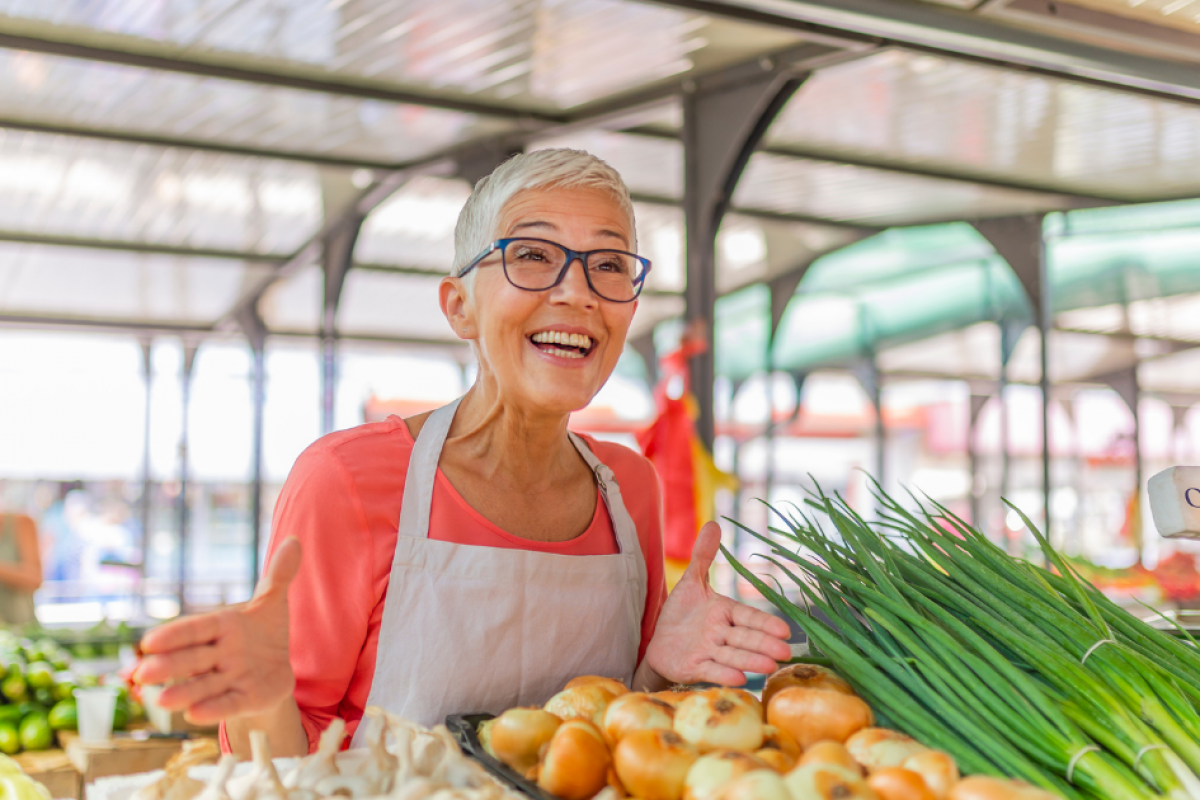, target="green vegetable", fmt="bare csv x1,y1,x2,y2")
0,676,26,704
70,643,95,660
25,664,53,693
31,689,53,709
0,708,21,727
724,484,1200,800
47,700,76,732
112,702,128,731
18,714,51,752
52,682,75,703
0,725,18,756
